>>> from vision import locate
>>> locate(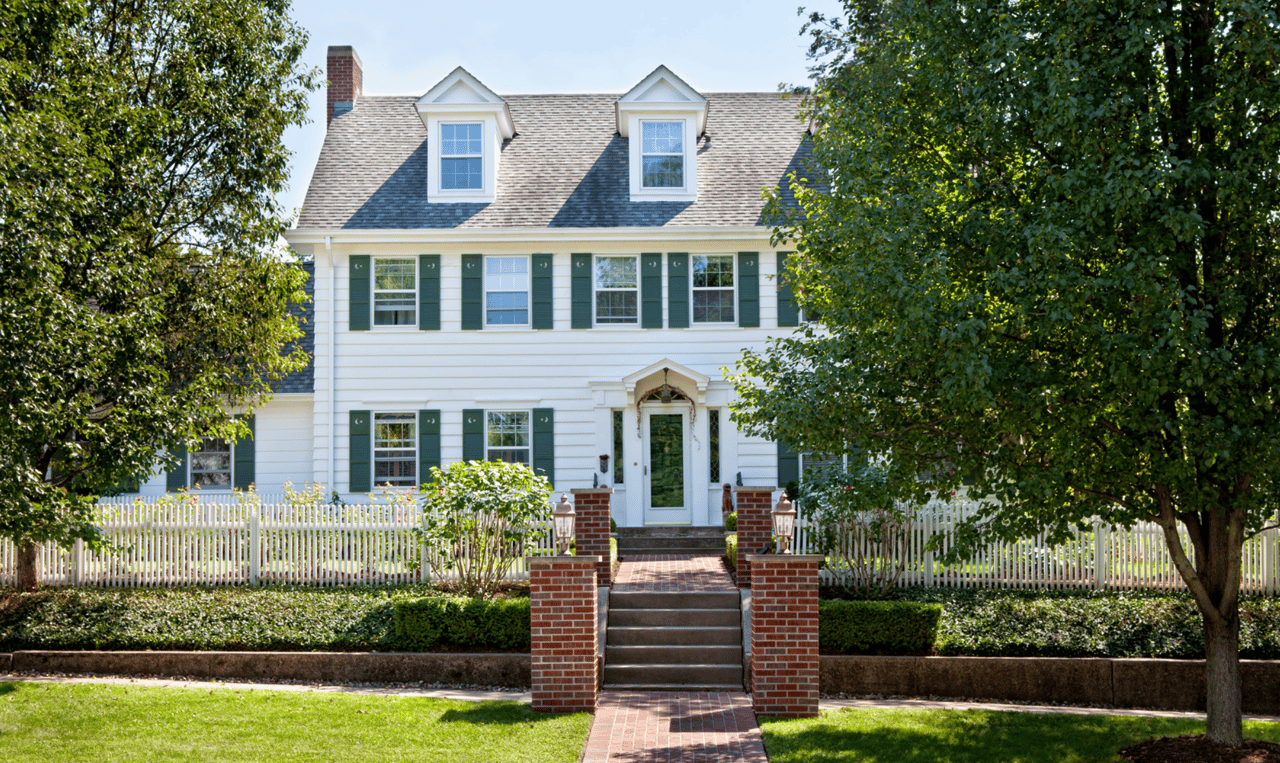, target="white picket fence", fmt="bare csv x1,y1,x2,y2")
0,499,556,588
793,497,1280,594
